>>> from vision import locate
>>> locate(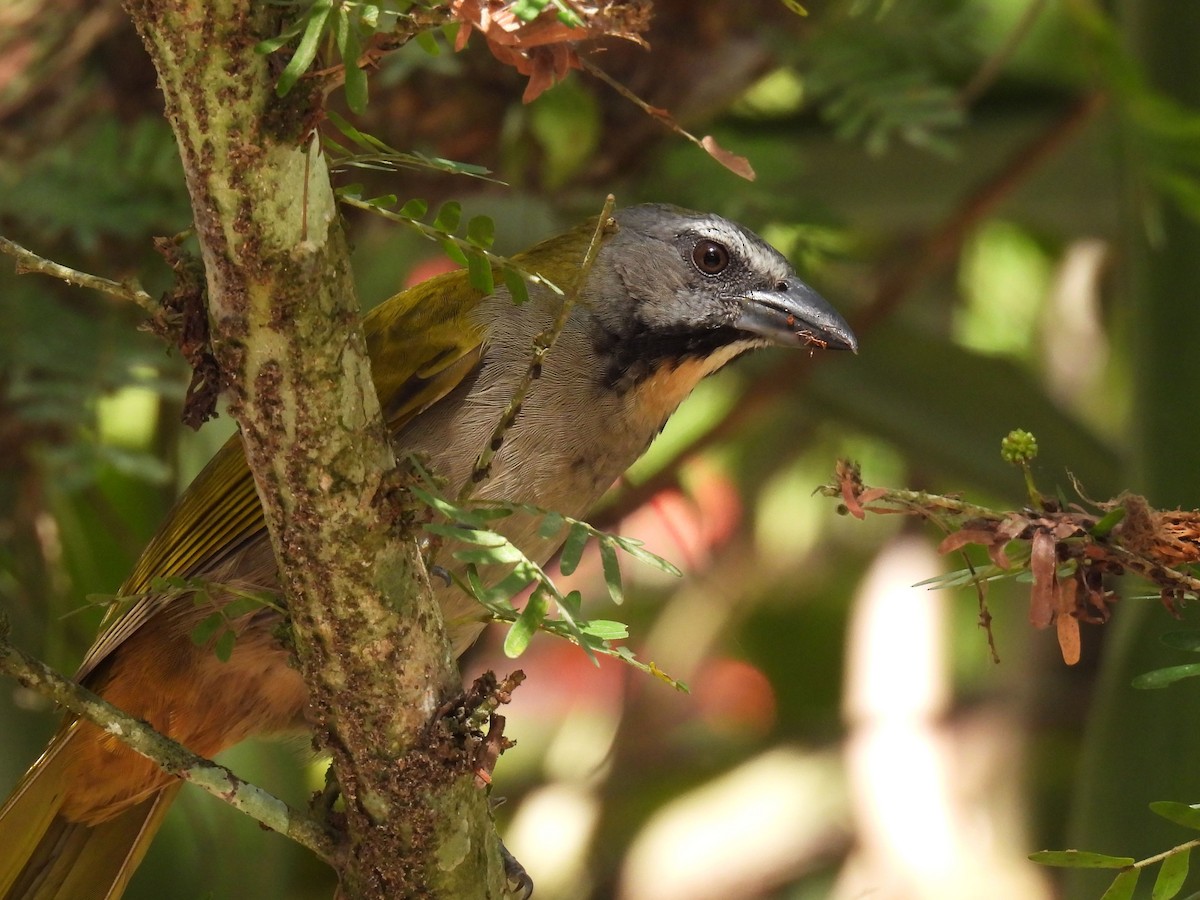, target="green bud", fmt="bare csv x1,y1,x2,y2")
1001,429,1038,465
